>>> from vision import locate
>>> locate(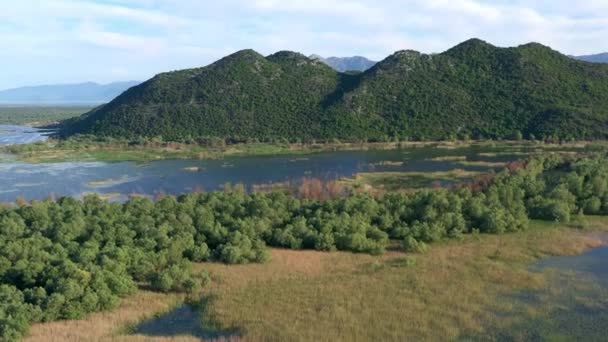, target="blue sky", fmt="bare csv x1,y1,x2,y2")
1,0,607,90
